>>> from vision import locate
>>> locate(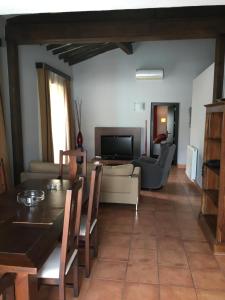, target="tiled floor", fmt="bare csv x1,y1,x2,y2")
39,167,225,300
